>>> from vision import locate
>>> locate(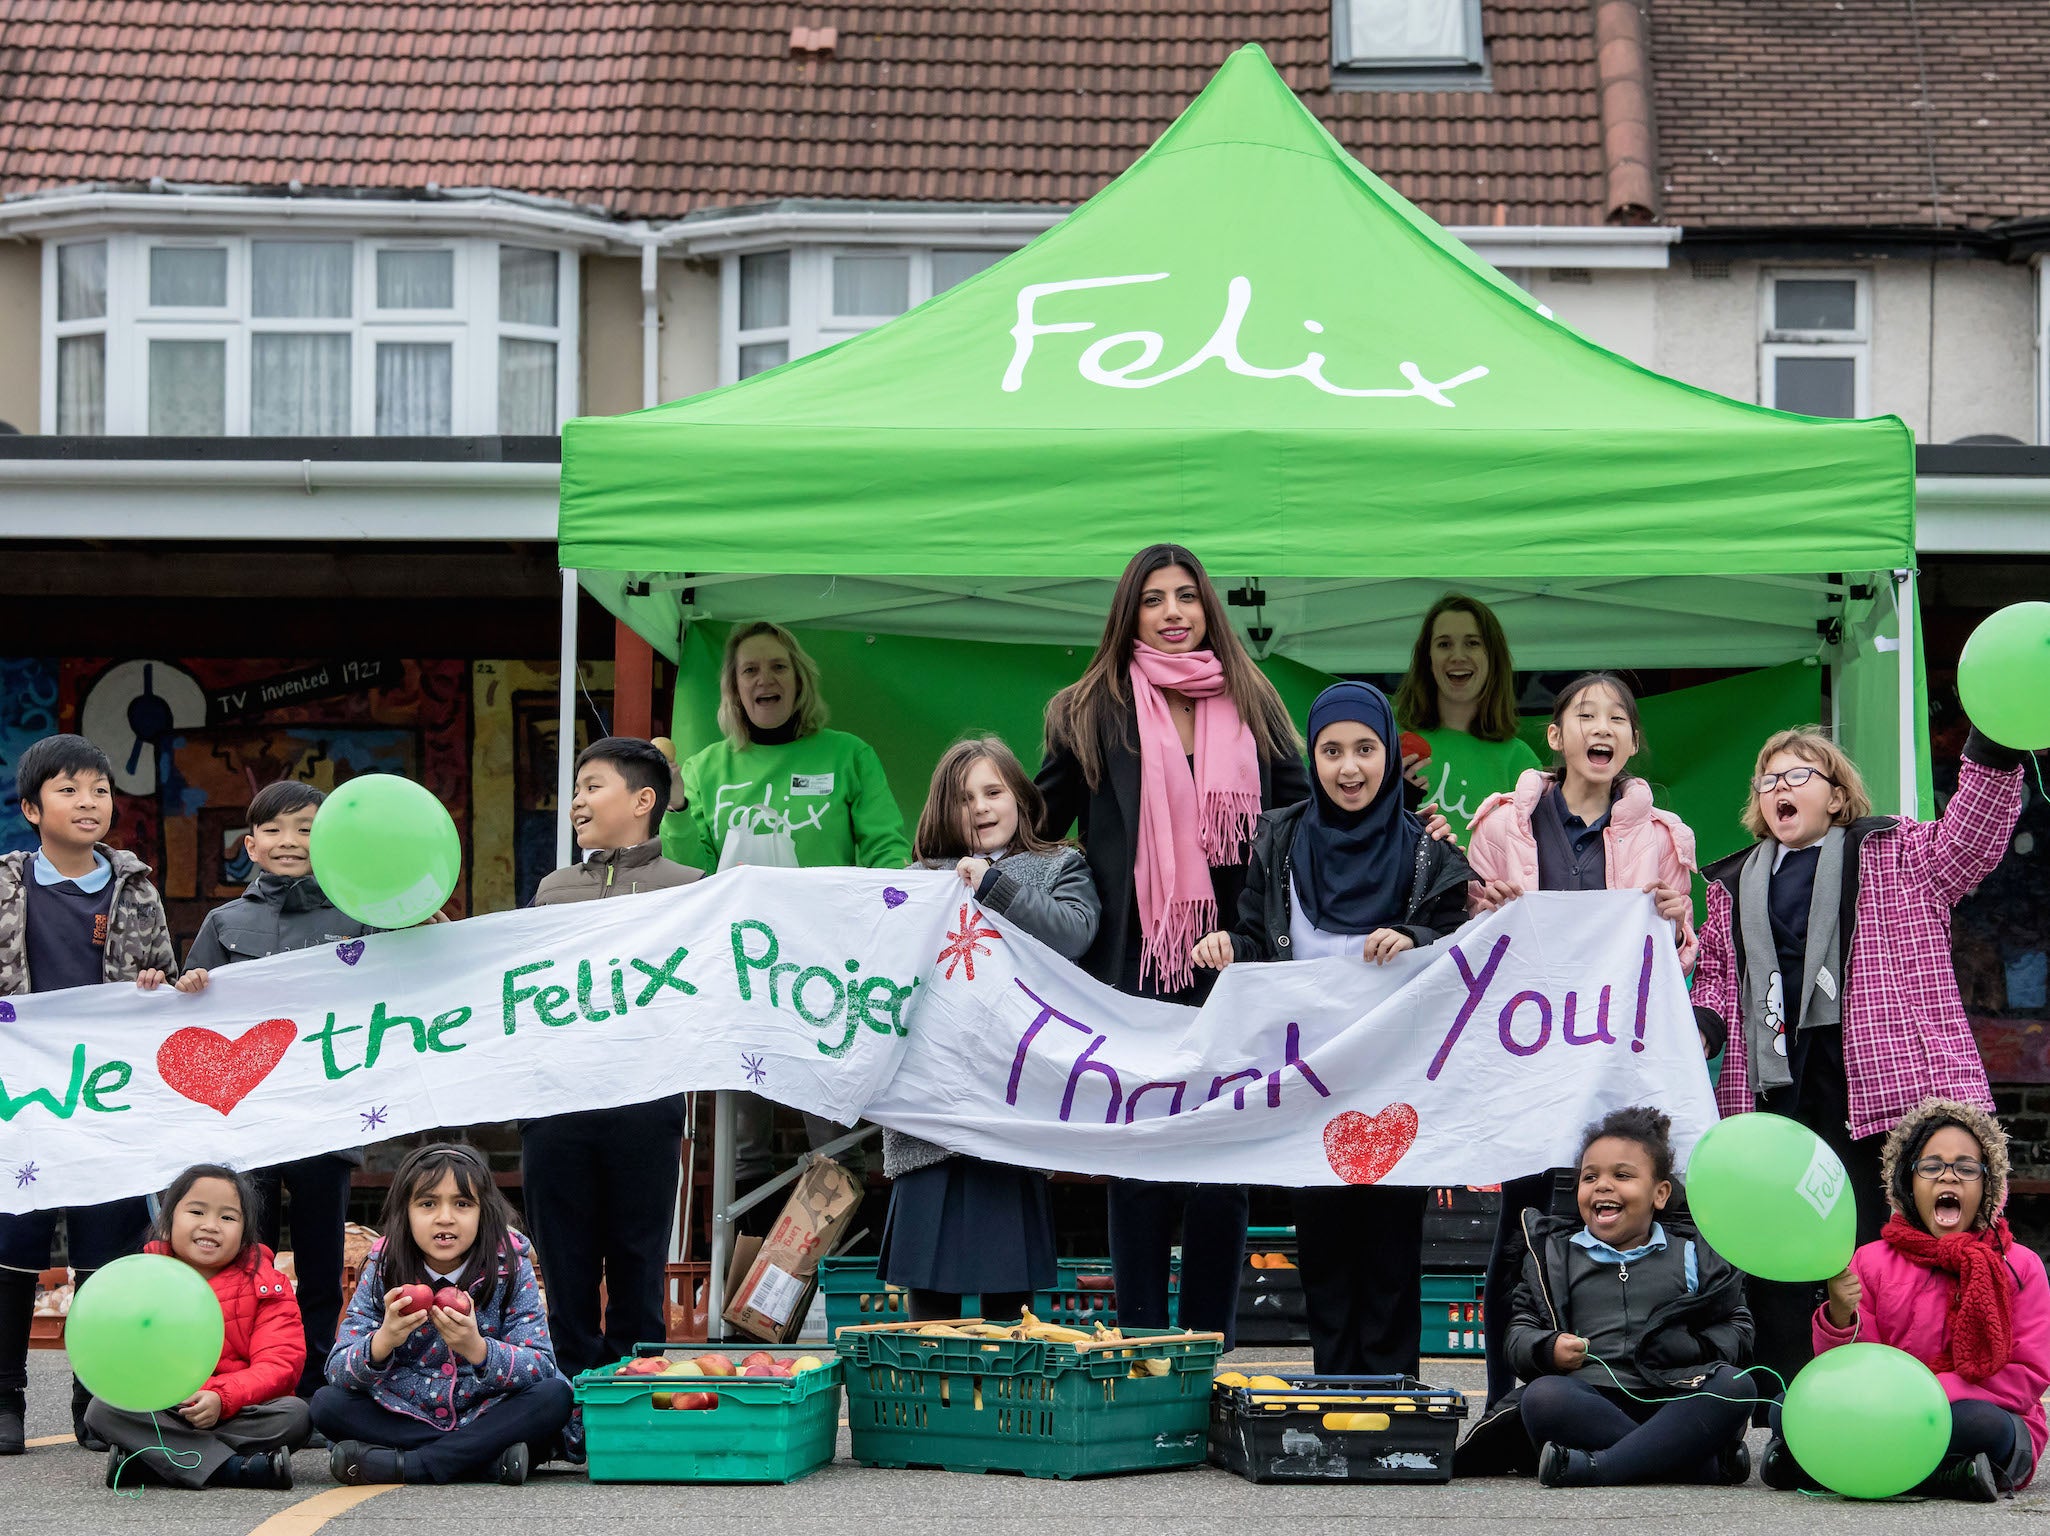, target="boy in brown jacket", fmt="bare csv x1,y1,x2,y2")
523,738,701,1456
